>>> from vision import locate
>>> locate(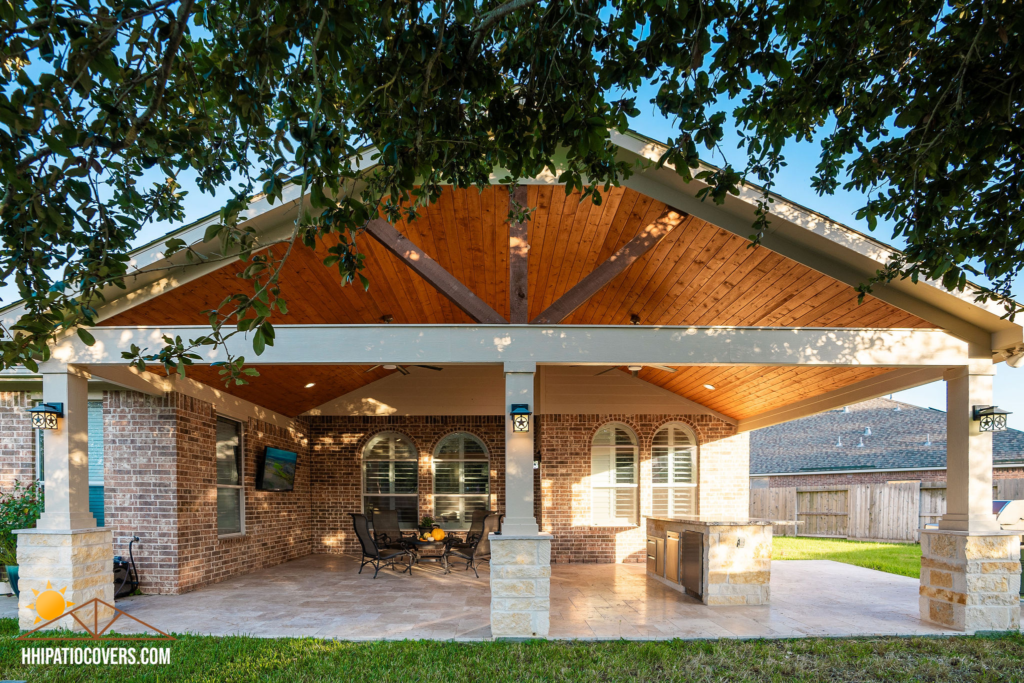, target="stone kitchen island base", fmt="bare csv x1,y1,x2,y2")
646,517,773,606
